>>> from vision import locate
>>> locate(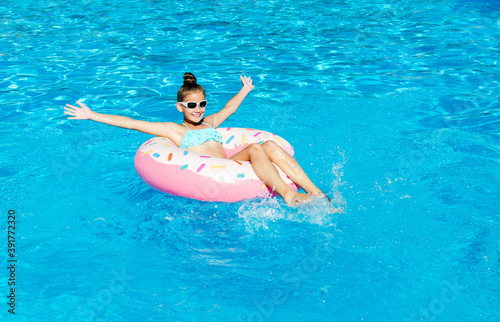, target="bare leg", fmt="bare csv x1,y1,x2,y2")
230,143,313,206
261,141,327,198
261,142,343,212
